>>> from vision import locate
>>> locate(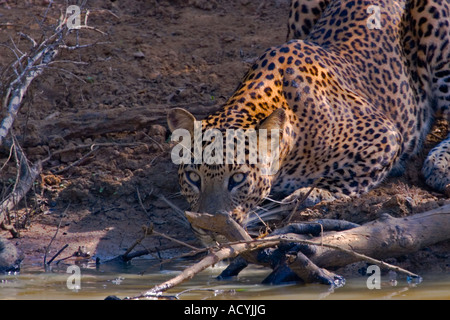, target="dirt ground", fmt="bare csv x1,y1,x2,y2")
0,0,449,275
